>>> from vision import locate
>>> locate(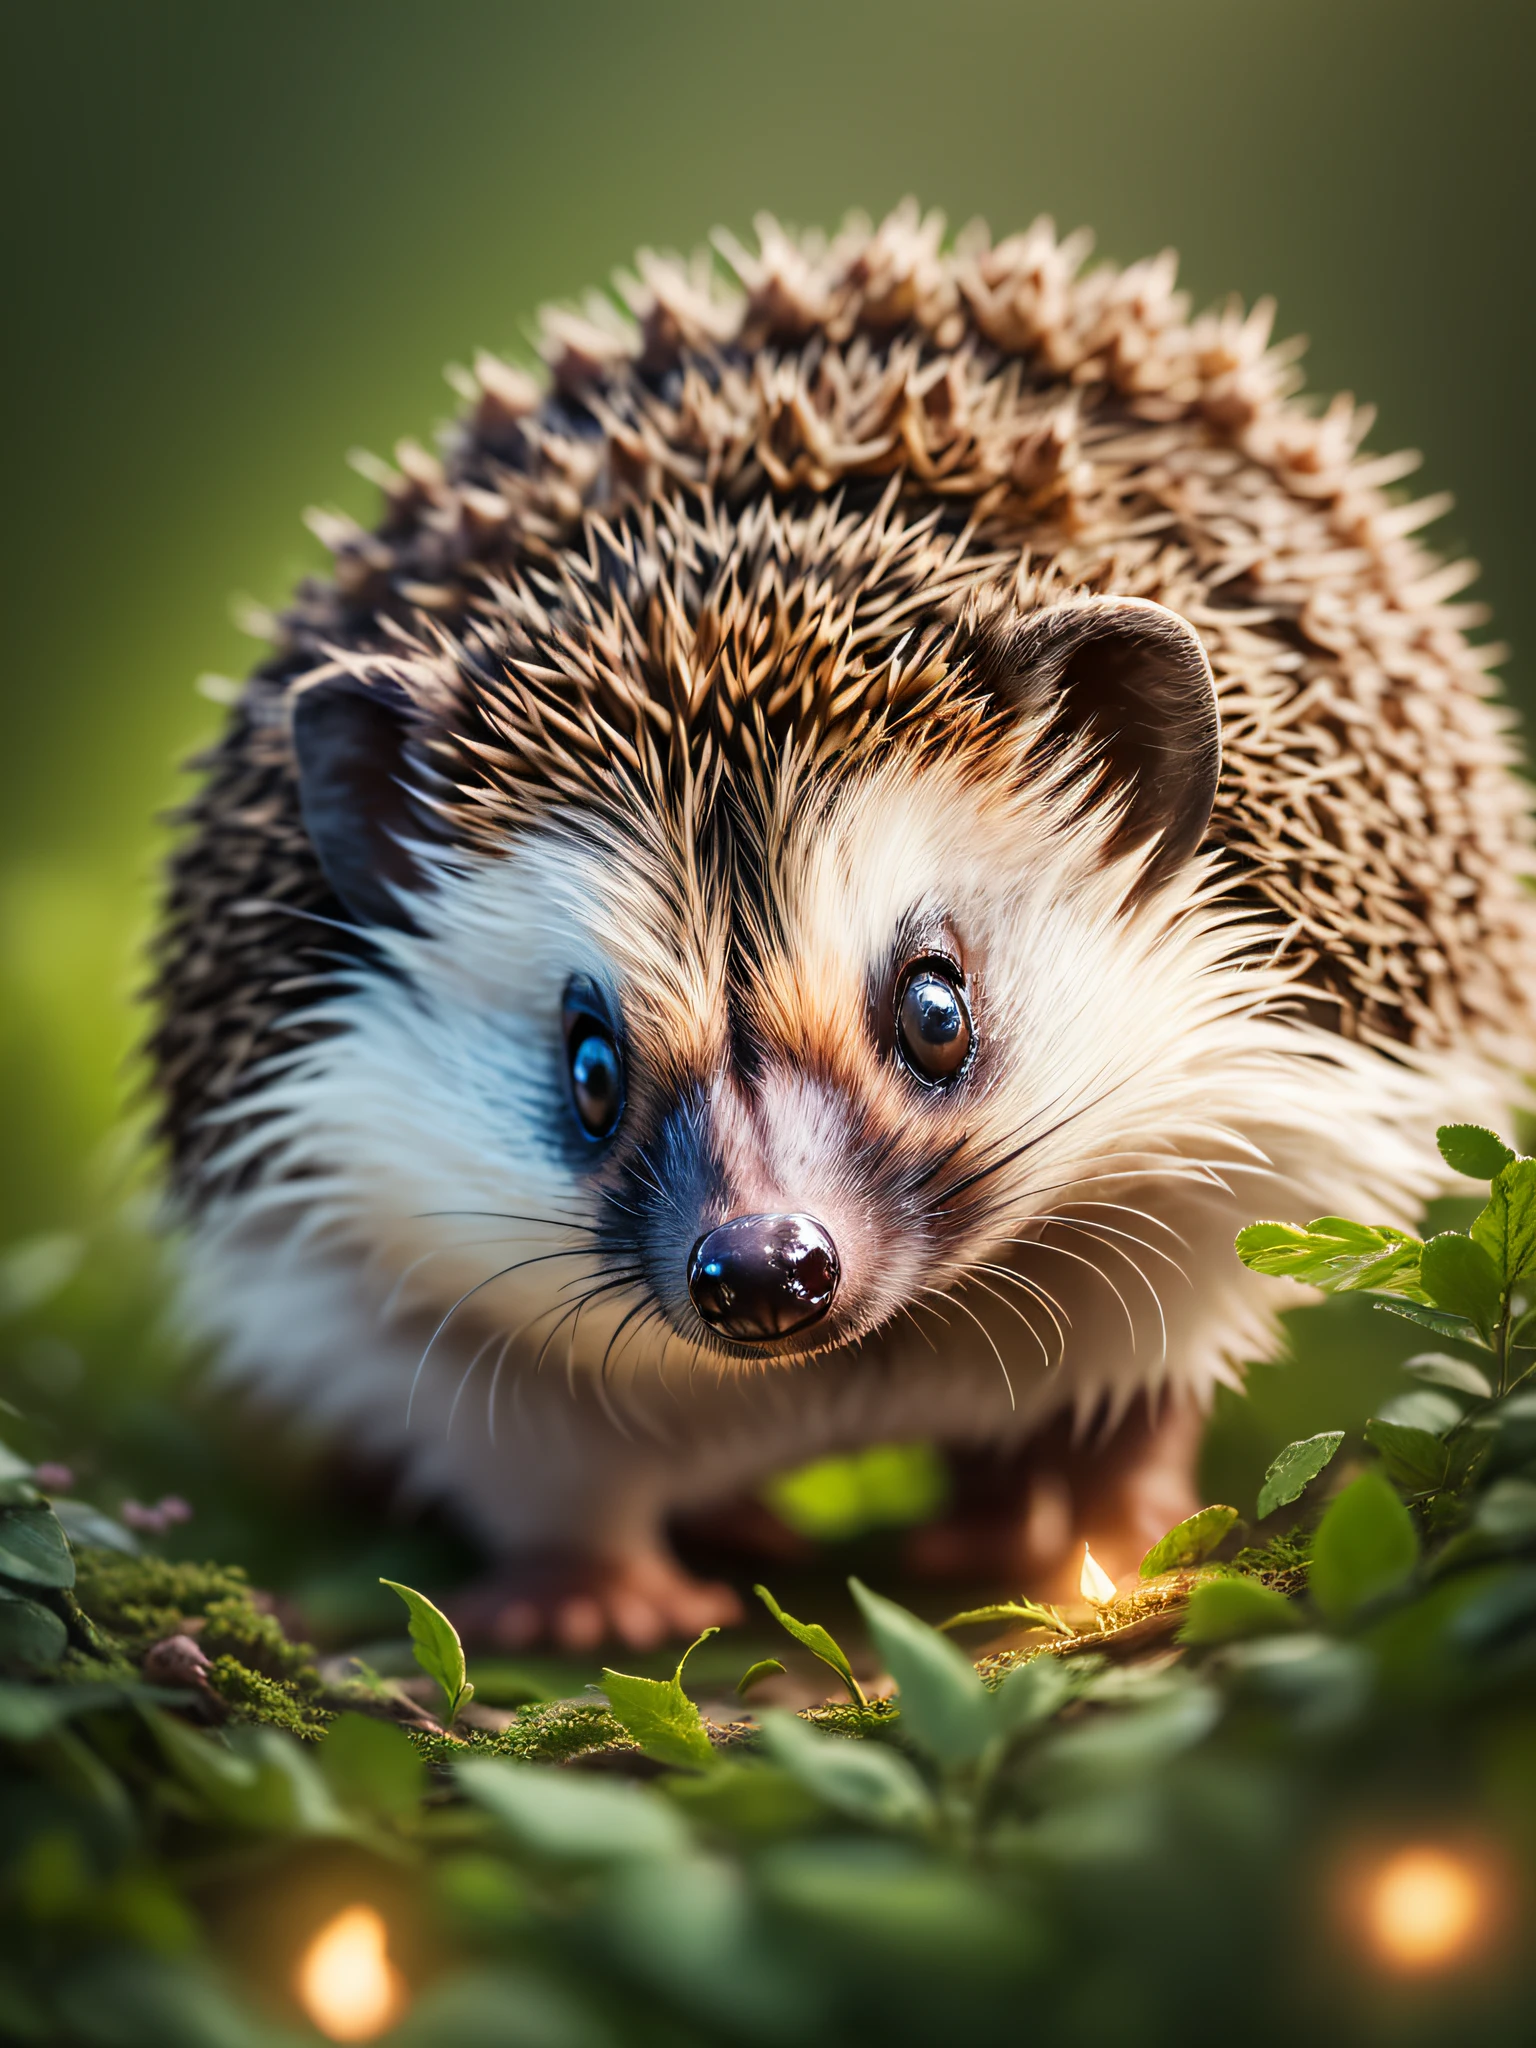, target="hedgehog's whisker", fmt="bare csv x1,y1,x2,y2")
407,1249,604,1422
381,1237,592,1324
1008,1234,1139,1353
446,1323,510,1441
943,1281,1017,1412
969,1261,1069,1365
960,1270,1050,1375
1034,1213,1190,1282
